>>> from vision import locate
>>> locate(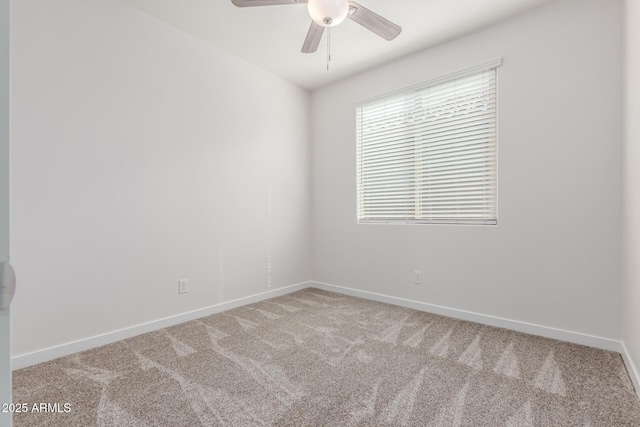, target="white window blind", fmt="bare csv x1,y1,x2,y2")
356,60,500,225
